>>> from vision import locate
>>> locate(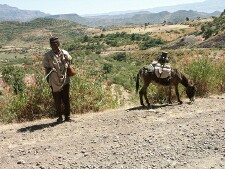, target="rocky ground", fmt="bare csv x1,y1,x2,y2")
0,94,225,169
